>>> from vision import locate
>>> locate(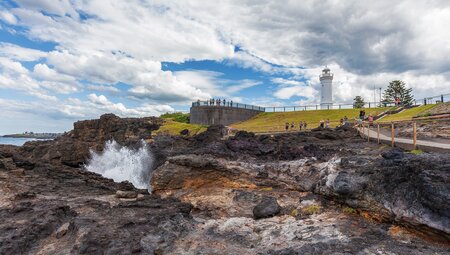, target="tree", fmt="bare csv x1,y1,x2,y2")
353,96,365,108
383,80,414,106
